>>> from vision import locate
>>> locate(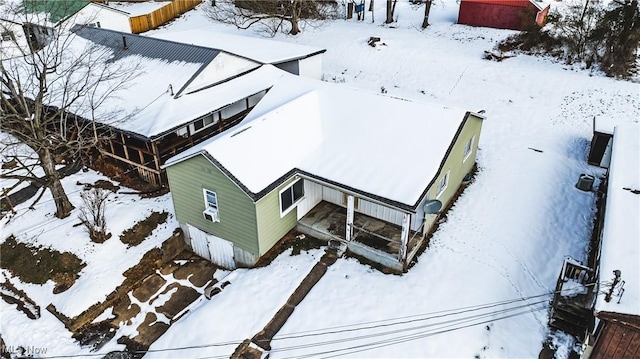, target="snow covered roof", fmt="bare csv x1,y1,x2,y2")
15,26,288,139
593,115,638,135
78,2,130,16
595,123,640,317
74,26,221,64
150,30,326,65
166,75,481,209
461,0,550,10
107,1,171,16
